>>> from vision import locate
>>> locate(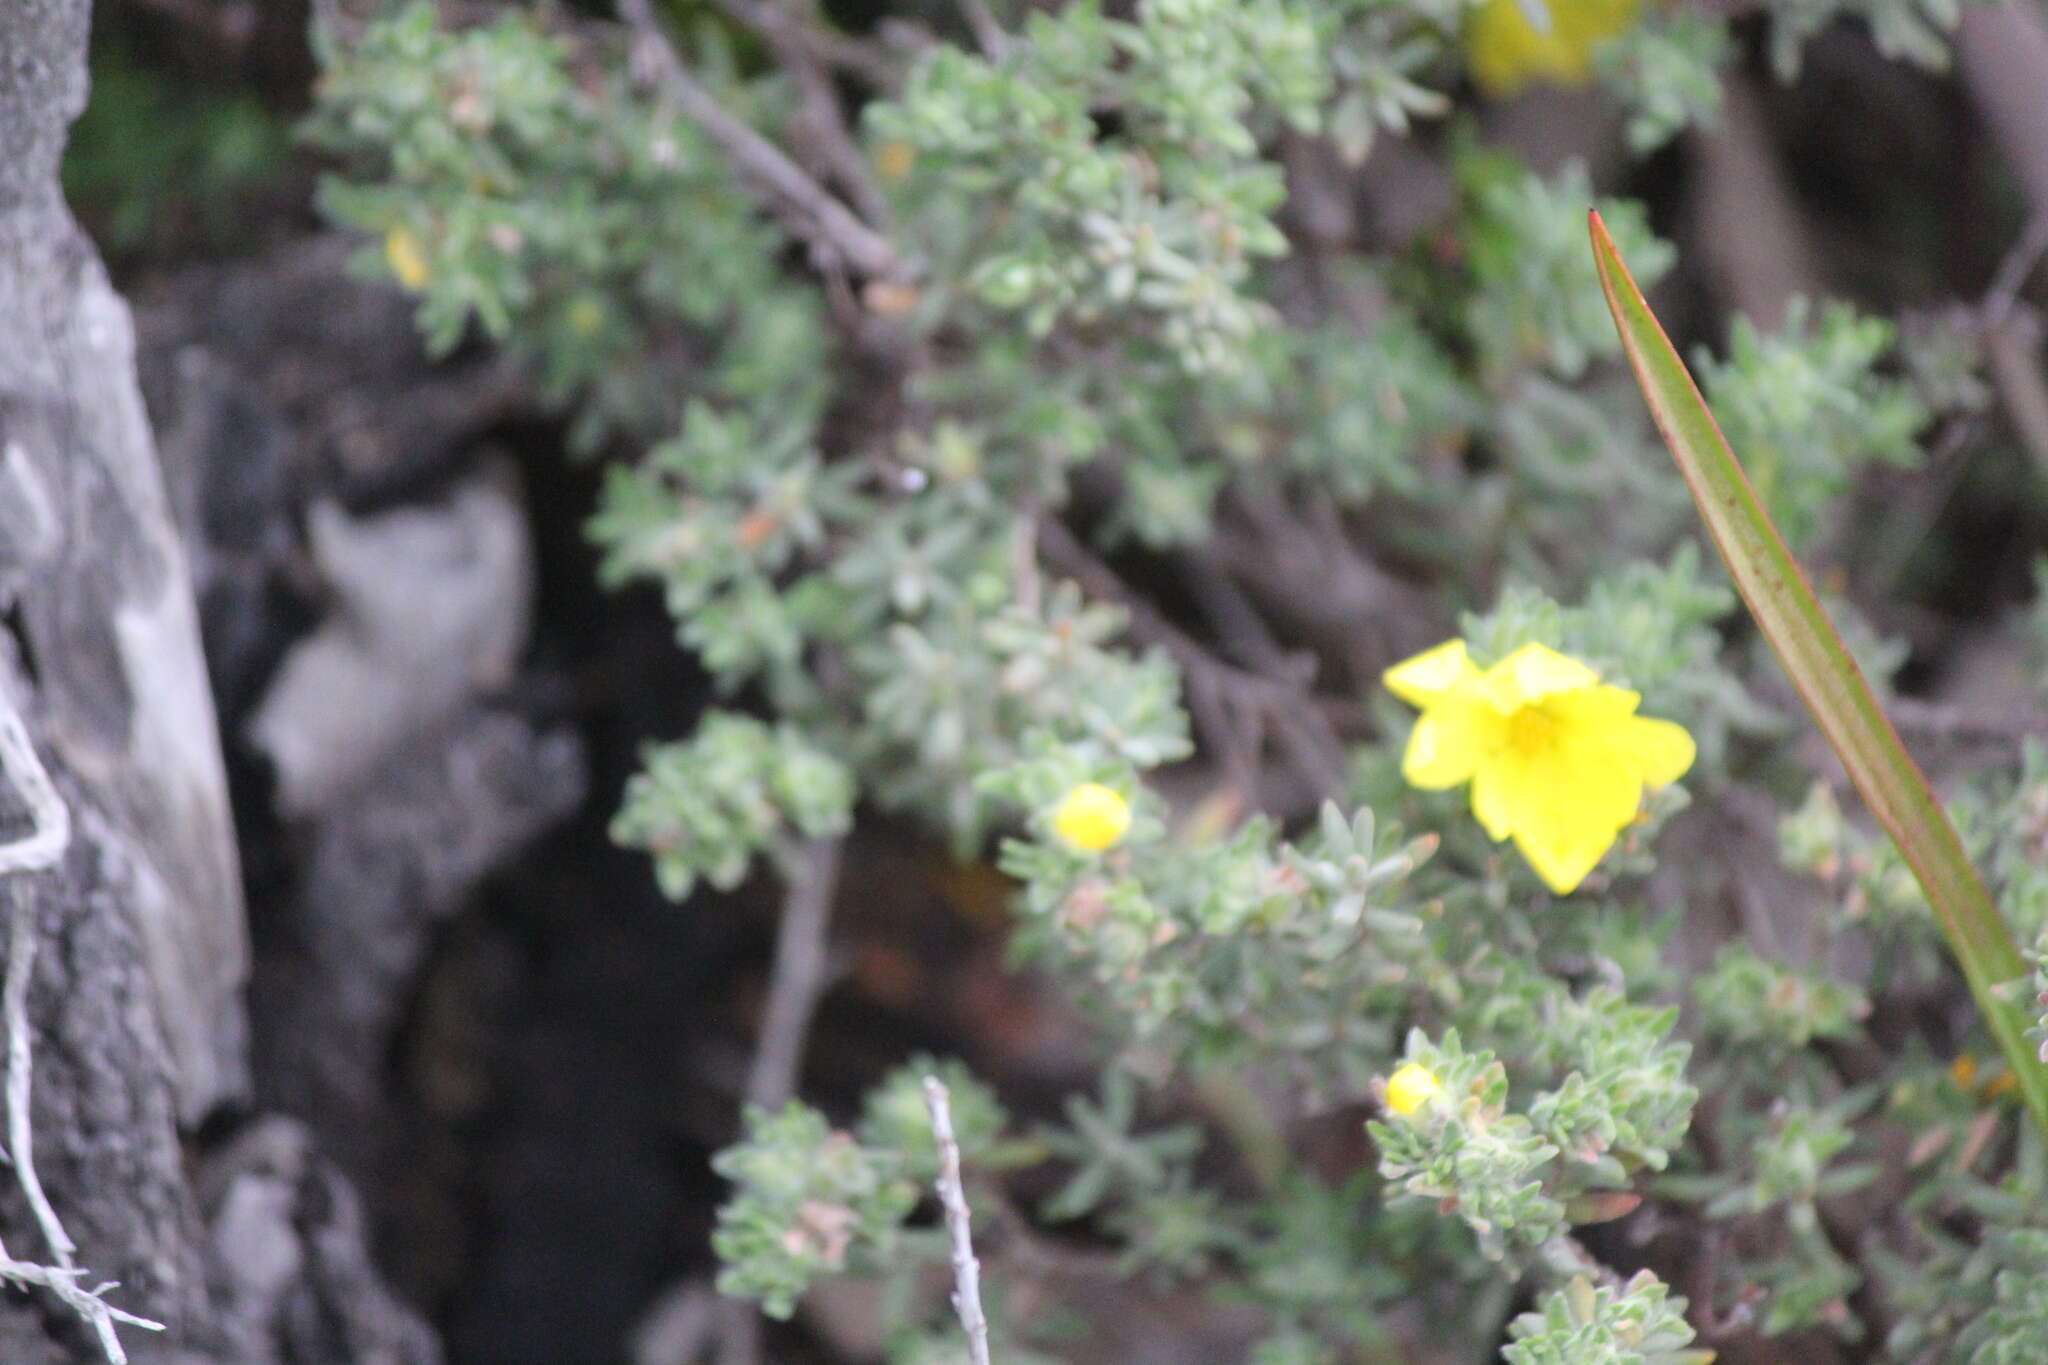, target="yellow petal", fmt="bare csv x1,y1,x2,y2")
1513,825,1615,895
1546,684,1694,786
1473,718,1641,893
1547,683,1642,723
1470,742,1541,842
1619,715,1696,787
1384,1063,1443,1116
1401,699,1505,789
1478,643,1601,712
1384,639,1480,709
